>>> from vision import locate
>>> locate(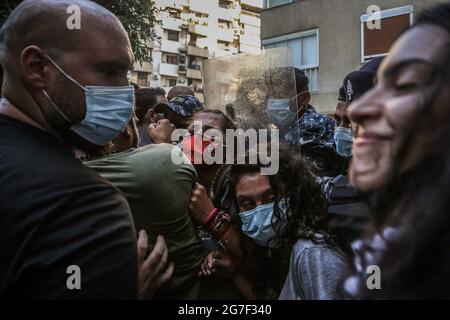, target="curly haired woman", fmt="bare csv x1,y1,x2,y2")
188,146,349,299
